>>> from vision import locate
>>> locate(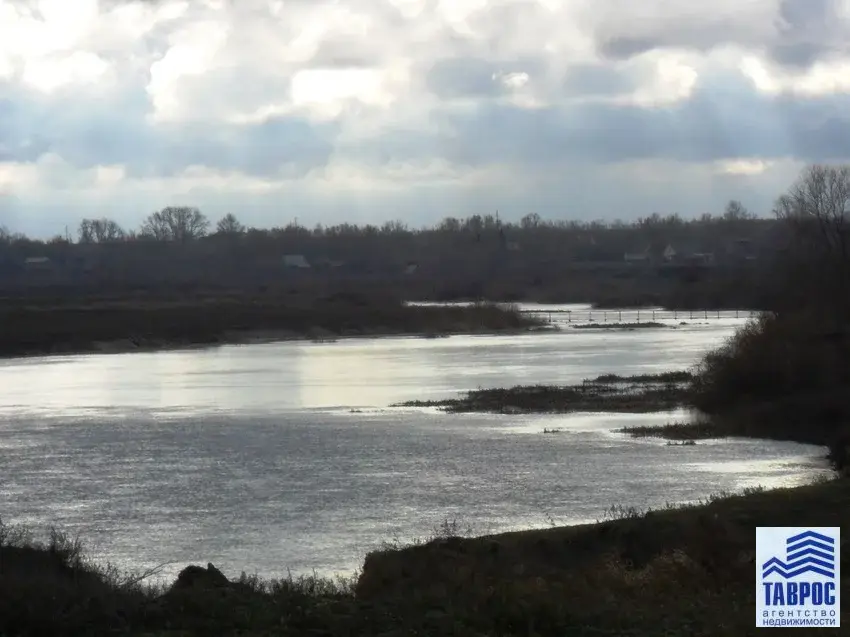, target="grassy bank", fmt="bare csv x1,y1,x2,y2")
3,477,844,637
358,477,847,636
0,293,547,358
396,372,694,414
